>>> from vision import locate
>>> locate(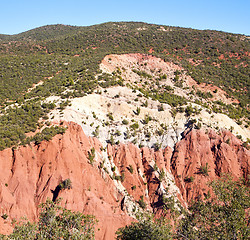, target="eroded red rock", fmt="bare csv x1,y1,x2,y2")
171,128,249,202
0,123,248,239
